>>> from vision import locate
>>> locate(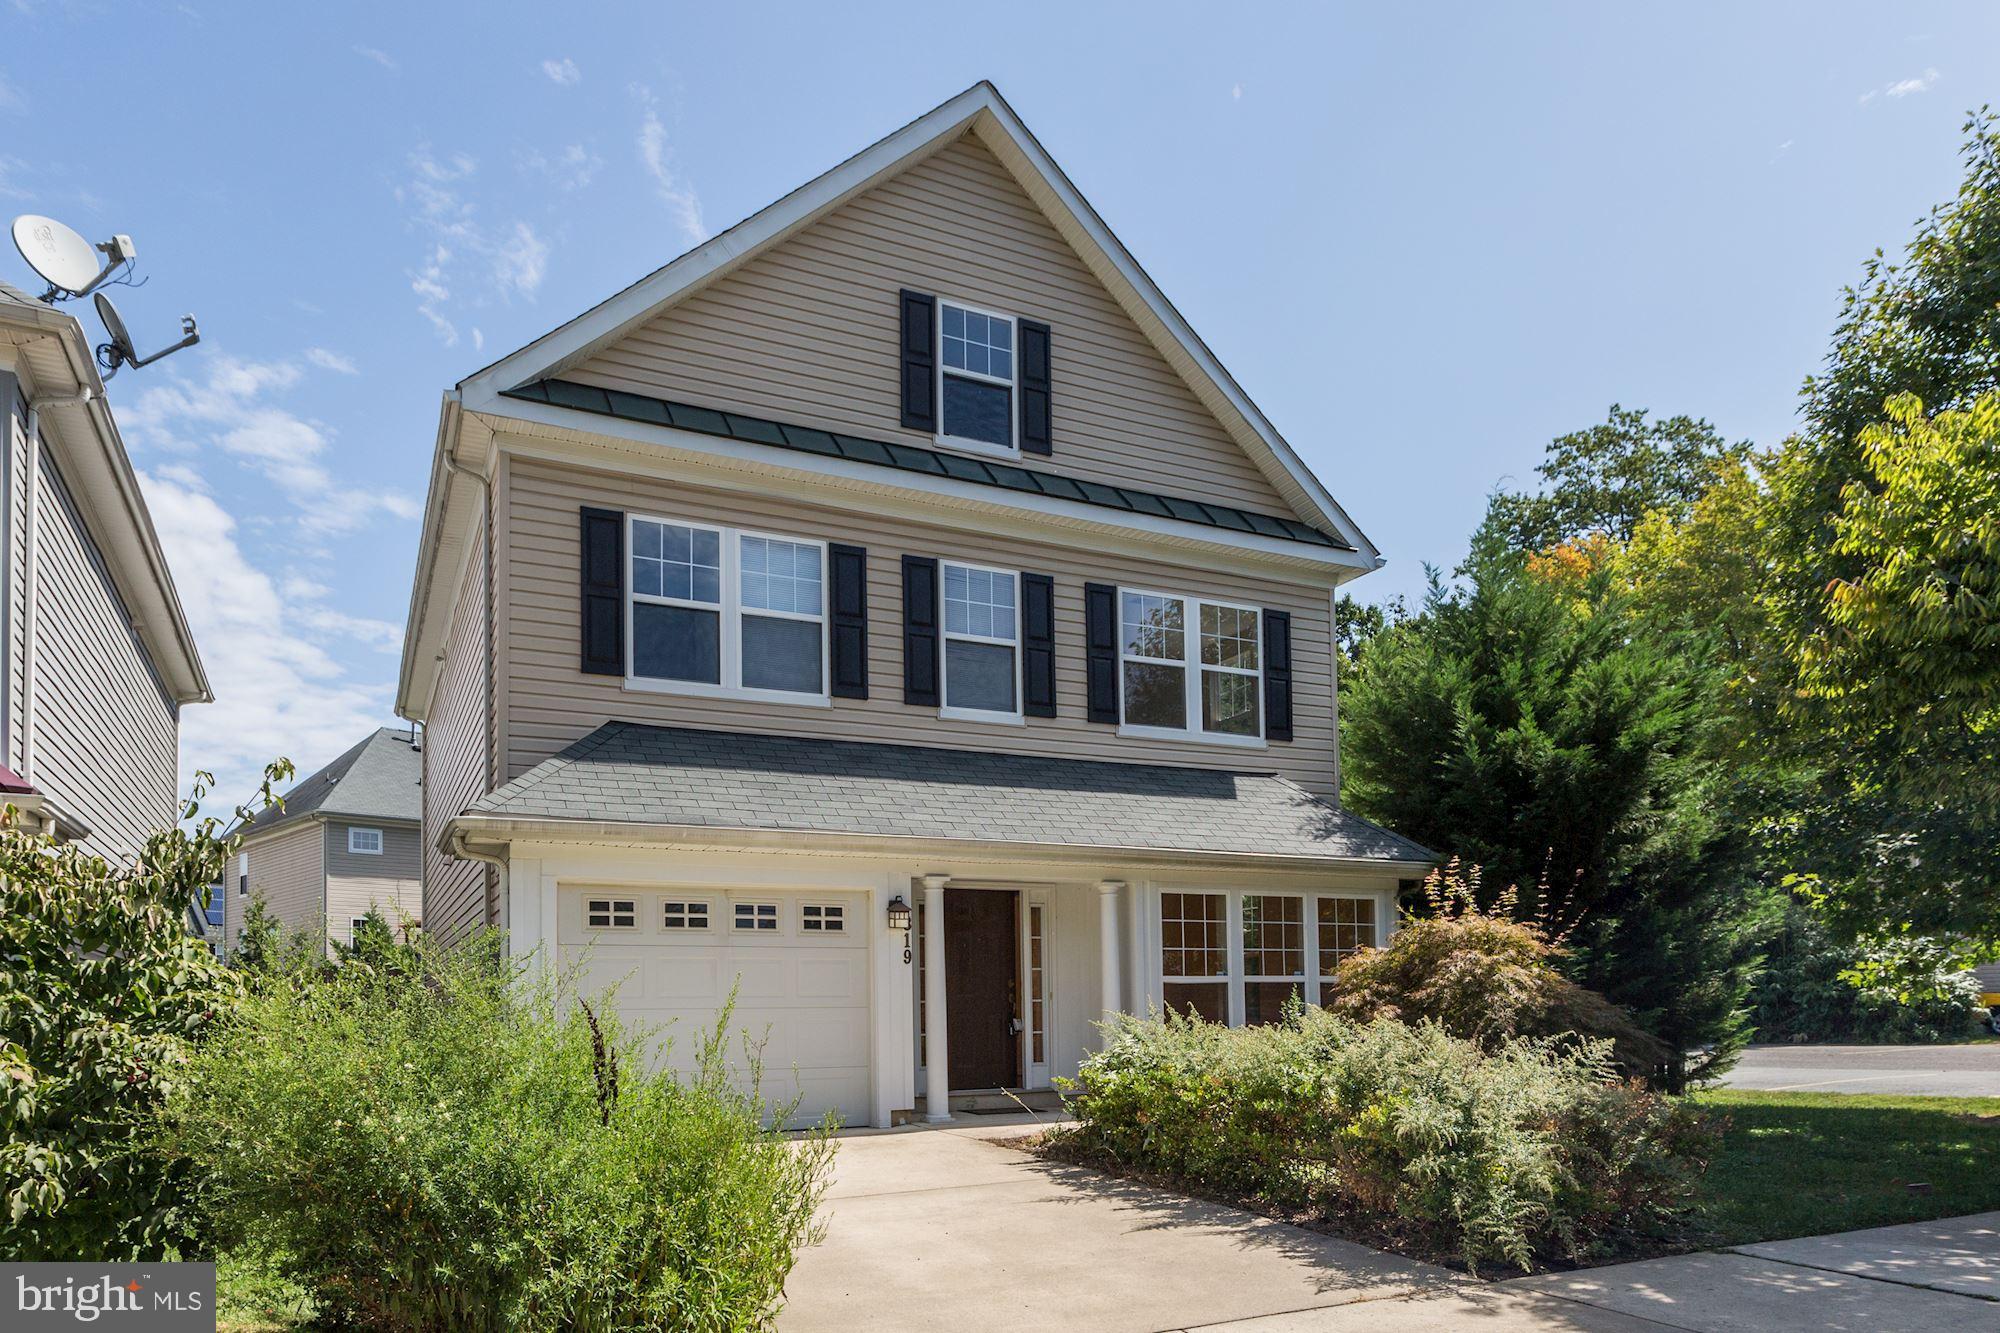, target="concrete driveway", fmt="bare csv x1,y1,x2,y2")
780,1123,1999,1332
1724,1043,2000,1096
